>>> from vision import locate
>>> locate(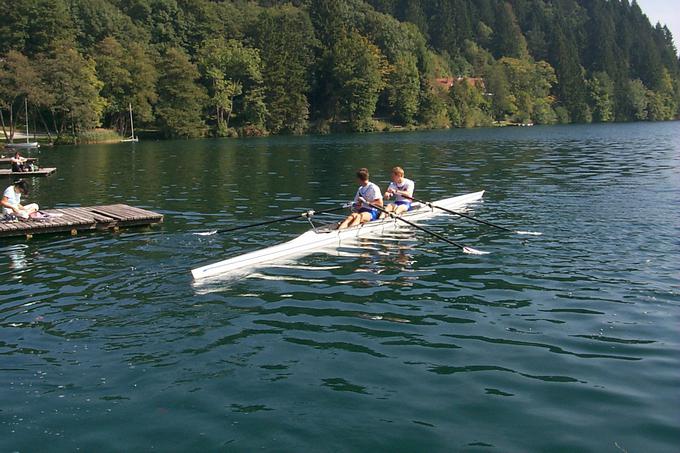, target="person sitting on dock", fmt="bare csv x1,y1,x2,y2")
2,180,39,220
382,166,415,216
10,152,29,172
338,168,383,229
